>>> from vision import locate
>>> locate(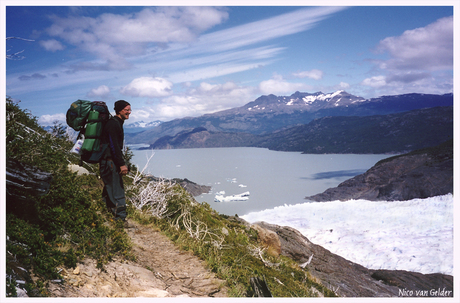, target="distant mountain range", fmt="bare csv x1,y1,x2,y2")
127,91,453,153
124,120,162,133
144,106,453,154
